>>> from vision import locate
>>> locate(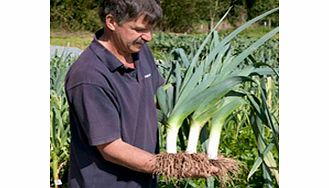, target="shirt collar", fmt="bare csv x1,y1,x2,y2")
89,29,140,72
